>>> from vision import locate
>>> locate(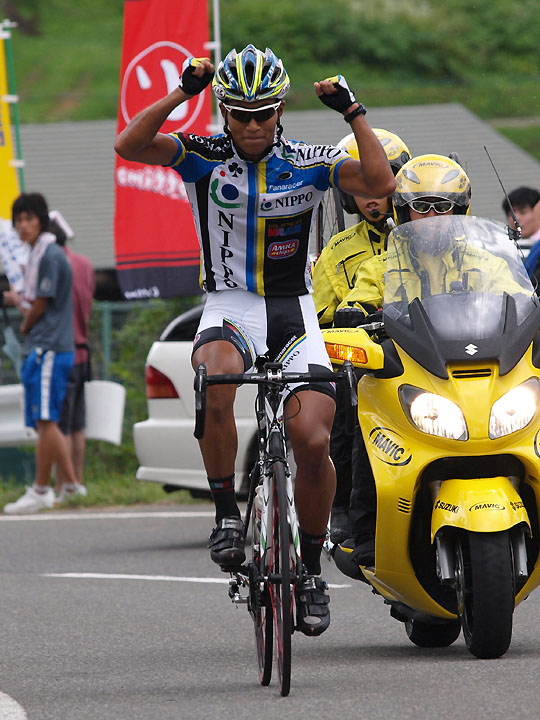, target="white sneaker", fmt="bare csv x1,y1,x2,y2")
56,483,88,504
4,486,56,515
